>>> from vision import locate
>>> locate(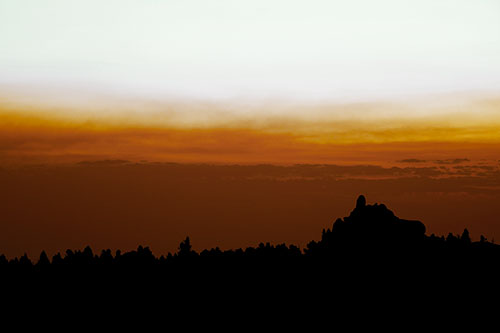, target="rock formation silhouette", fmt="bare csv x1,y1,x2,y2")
303,195,430,262
332,195,426,244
